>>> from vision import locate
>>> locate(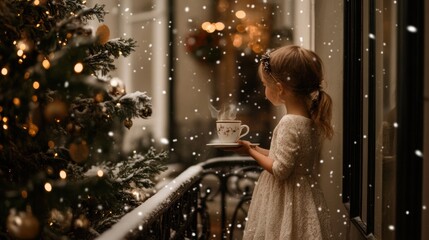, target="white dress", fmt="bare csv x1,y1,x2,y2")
242,114,333,240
